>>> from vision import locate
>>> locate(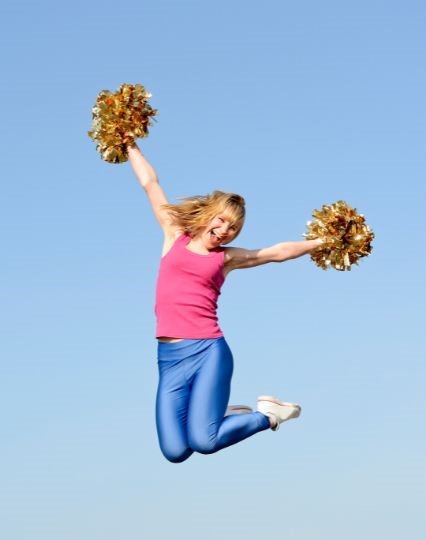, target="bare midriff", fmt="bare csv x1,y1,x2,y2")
157,337,184,343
